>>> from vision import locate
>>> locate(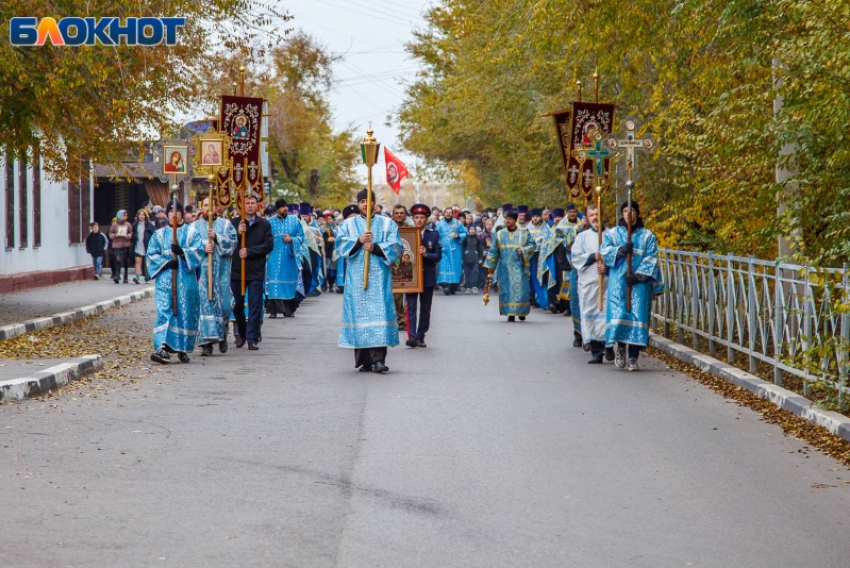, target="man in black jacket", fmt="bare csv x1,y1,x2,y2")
231,195,273,350
404,204,443,348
